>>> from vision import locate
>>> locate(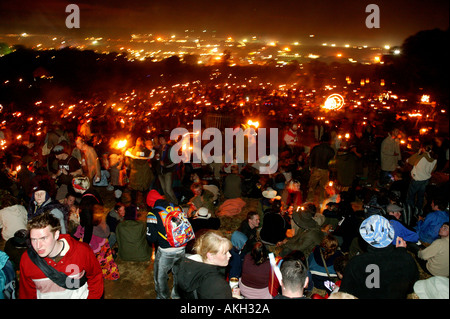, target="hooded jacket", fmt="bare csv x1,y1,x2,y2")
0,204,27,241
339,245,419,299
28,195,68,234
125,145,154,191
177,254,233,299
